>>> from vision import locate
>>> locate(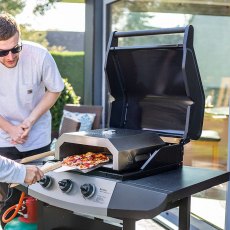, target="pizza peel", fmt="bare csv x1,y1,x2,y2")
53,163,109,173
